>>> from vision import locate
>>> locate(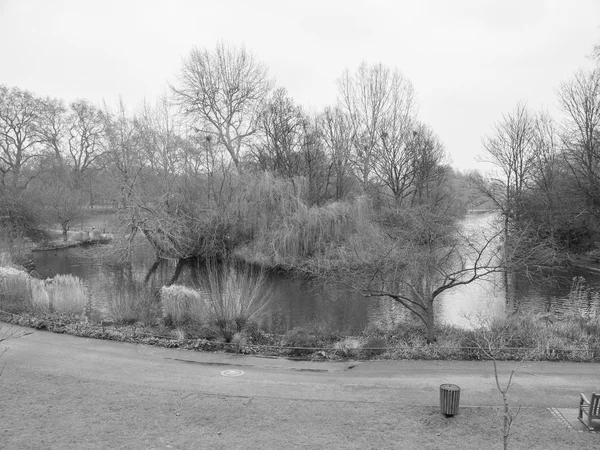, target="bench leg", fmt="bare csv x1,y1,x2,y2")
578,413,592,429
